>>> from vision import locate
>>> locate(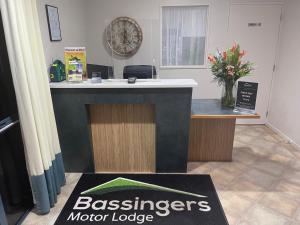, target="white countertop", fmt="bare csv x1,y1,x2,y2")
49,79,198,89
